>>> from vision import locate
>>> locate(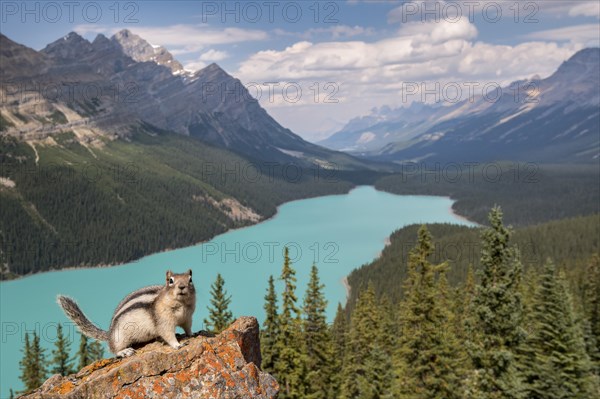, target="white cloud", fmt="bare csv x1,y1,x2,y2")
235,18,585,140
275,25,375,40
183,49,230,71
199,49,229,62
74,24,267,54
569,3,600,18
237,20,480,82
184,60,208,71
523,24,600,46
